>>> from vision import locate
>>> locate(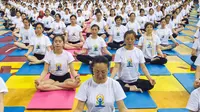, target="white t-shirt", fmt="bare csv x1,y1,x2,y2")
42,16,54,28
126,21,141,35
62,14,71,24
109,25,127,42
77,16,85,27
90,20,107,34
194,29,200,39
83,36,107,57
51,21,66,35
120,13,129,24
156,27,173,45
147,14,157,23
197,20,200,27
11,16,22,26
186,87,200,112
30,34,52,55
155,11,163,19
66,25,82,42
0,77,8,93
75,77,126,112
136,16,148,29
83,10,91,20
138,34,161,59
19,26,35,44
107,16,116,28
114,47,145,83
193,39,200,56
43,50,74,76
31,12,39,21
